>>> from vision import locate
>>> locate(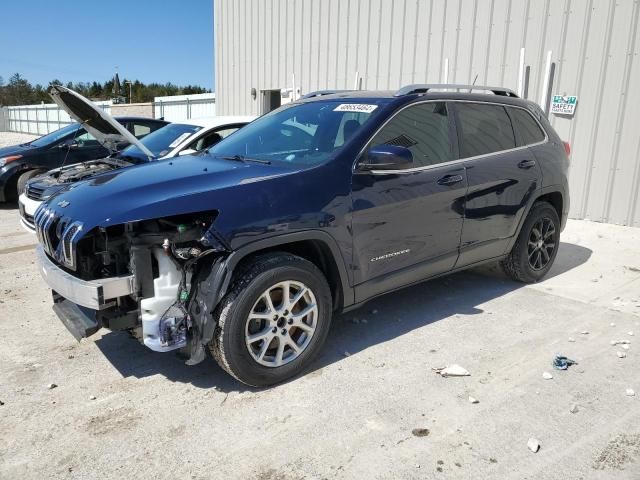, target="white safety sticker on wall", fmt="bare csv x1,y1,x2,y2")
169,132,194,148
333,104,378,113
